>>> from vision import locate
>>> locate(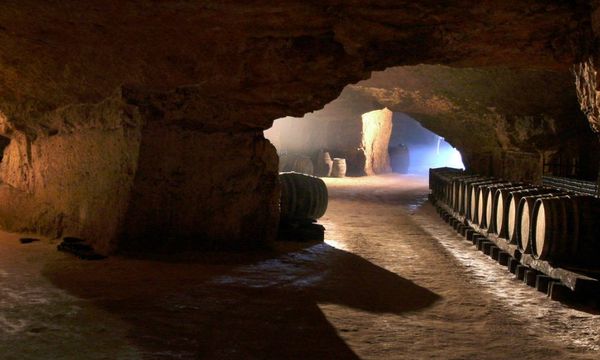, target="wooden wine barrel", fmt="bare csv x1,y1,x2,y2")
314,151,333,177
507,188,559,245
460,177,493,216
331,158,347,178
429,168,461,204
467,179,499,222
531,195,600,265
491,185,530,236
451,175,480,211
516,193,561,253
390,145,410,174
434,168,464,205
542,176,598,196
279,172,328,222
477,182,518,228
